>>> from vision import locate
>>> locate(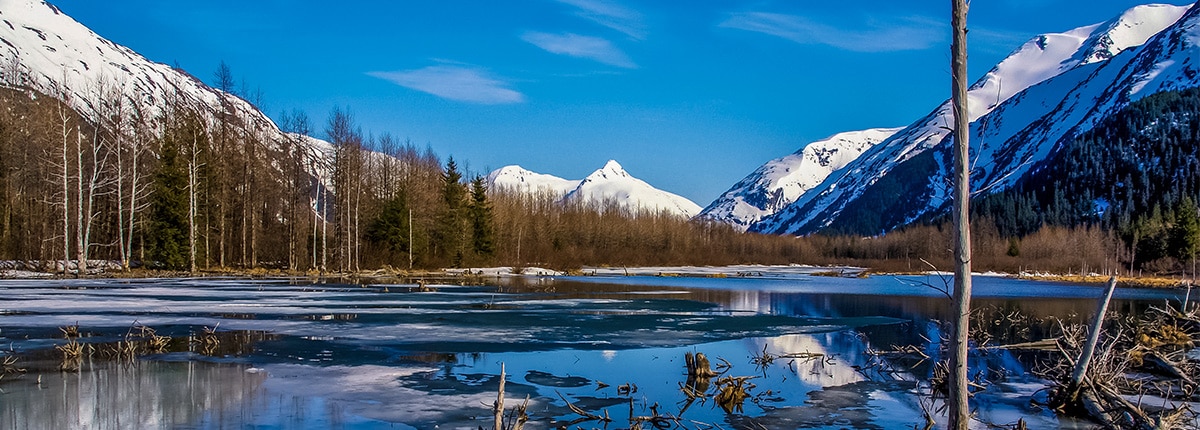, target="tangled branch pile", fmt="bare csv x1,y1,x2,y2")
1037,304,1200,429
